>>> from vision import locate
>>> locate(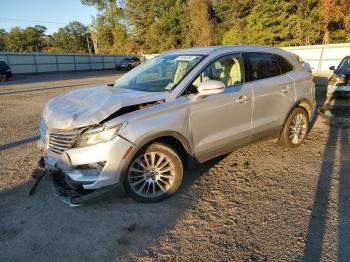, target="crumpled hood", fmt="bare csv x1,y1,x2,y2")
43,85,168,129
334,68,350,76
